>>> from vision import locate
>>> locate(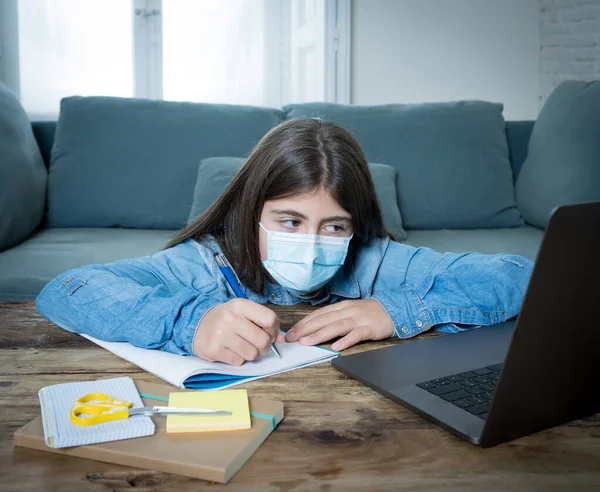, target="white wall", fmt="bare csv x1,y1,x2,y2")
351,0,540,120
539,0,600,108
